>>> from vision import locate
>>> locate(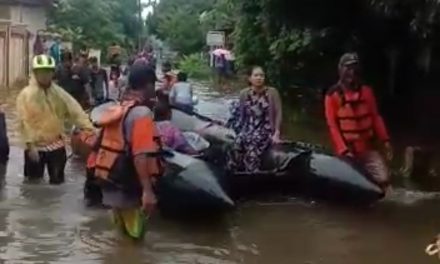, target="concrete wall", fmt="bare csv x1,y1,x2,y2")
0,25,6,87
9,4,46,28
10,5,46,59
0,3,46,87
22,5,46,33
